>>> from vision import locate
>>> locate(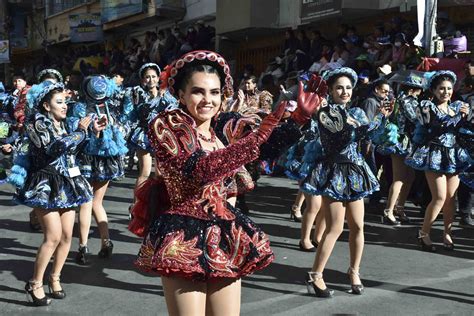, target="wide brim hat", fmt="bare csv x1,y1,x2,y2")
162,50,234,96
82,75,116,104
37,68,63,83
138,63,161,79
426,70,457,89
378,64,392,75
26,81,65,109
322,67,358,86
